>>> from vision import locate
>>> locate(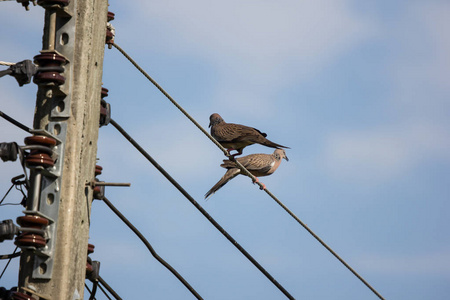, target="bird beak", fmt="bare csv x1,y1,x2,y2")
208,122,212,128
284,155,289,161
